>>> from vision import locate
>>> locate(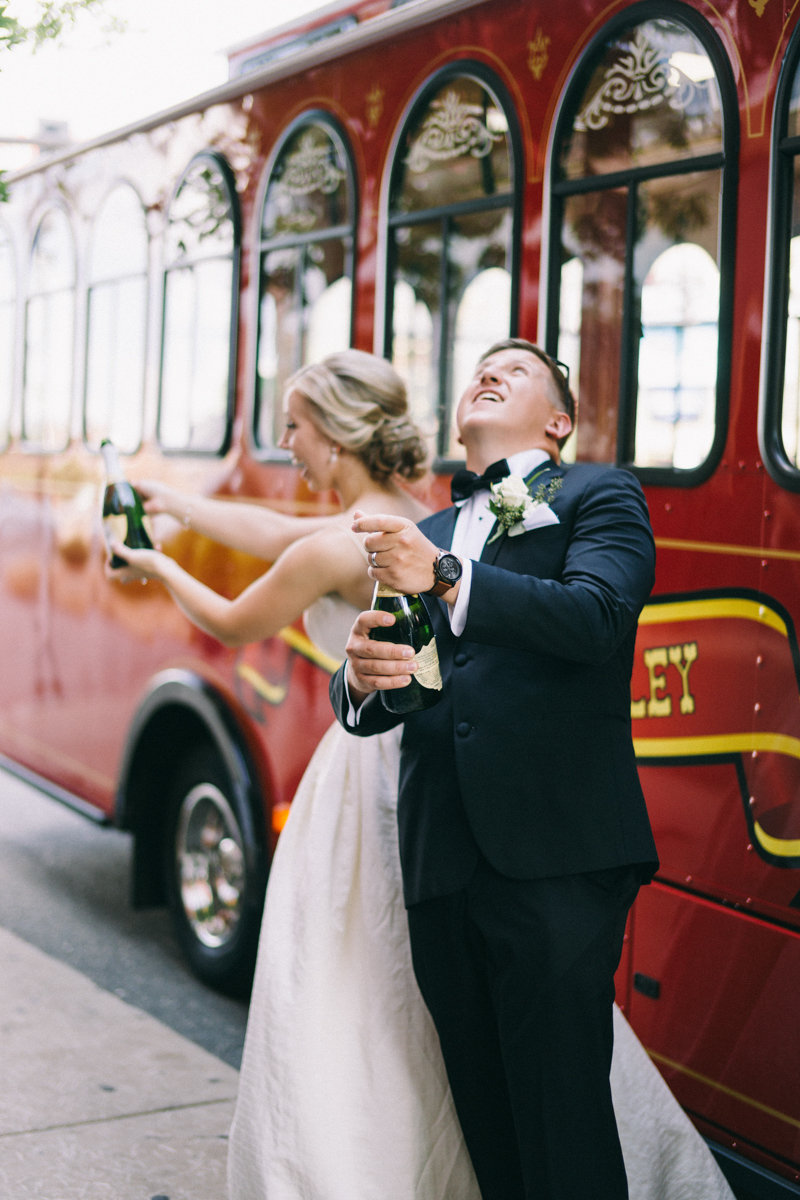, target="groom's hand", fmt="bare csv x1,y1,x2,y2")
352,511,456,598
345,609,418,702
